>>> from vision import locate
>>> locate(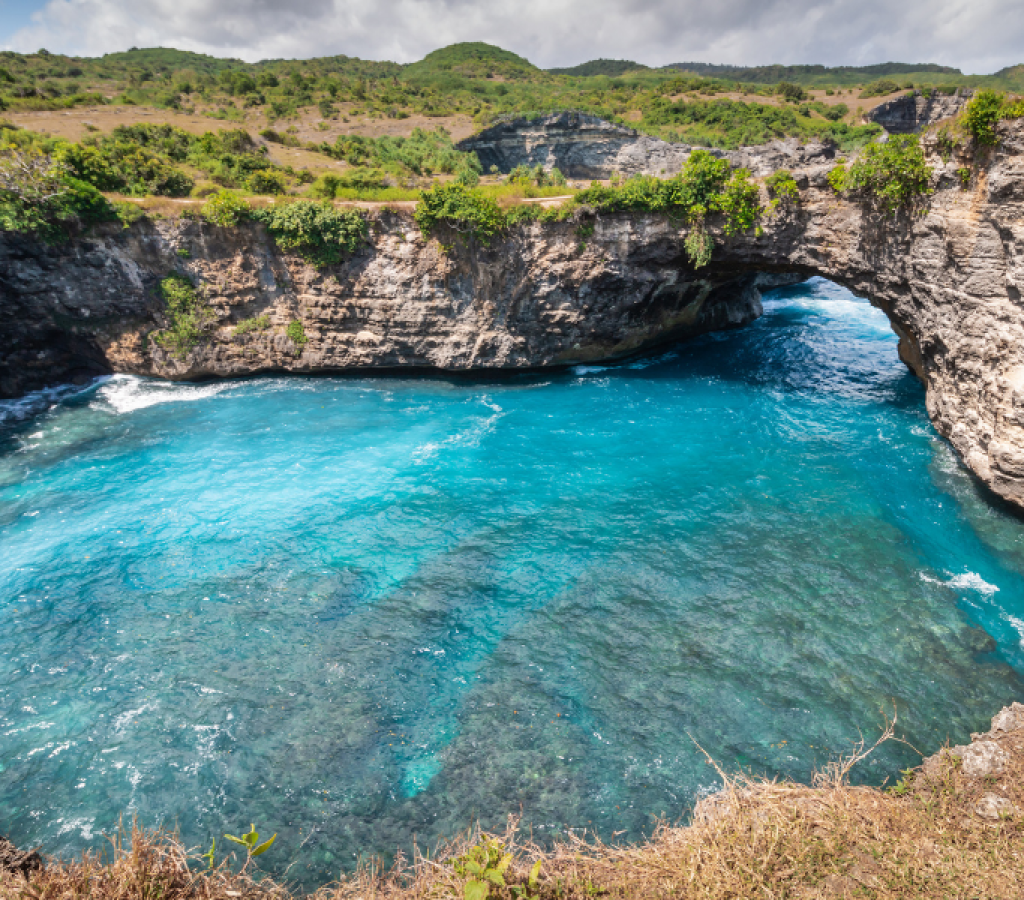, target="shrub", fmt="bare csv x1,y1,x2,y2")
286,319,308,347
154,275,211,359
842,135,932,212
828,137,931,213
200,189,250,226
0,149,115,241
714,169,761,236
765,169,800,205
860,79,901,99
963,90,1005,146
252,200,367,266
414,183,506,245
246,168,287,194
776,82,806,102
827,163,847,193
